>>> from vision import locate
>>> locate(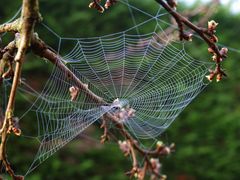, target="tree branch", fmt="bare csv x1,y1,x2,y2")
0,0,40,179
0,19,20,34
31,35,105,104
155,0,228,81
